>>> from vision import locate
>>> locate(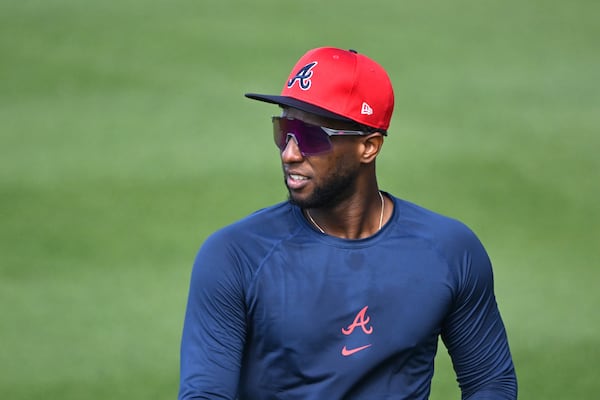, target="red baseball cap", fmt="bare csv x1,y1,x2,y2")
245,47,395,132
